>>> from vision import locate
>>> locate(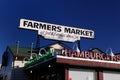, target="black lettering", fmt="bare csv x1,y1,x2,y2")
52,25,56,31
80,30,85,36
64,28,71,33
86,31,90,36
71,29,76,34
27,22,33,27
23,21,28,27
76,29,80,35
89,31,93,37
57,26,62,32
39,23,46,30
47,25,51,30
34,22,39,29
